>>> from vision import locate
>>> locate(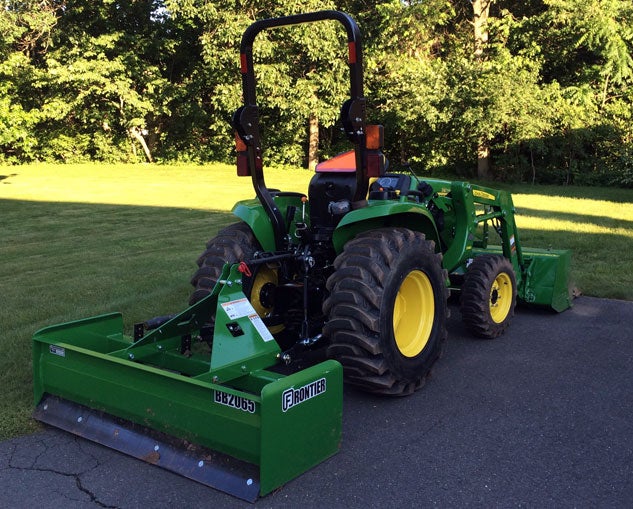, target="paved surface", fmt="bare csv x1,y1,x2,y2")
2,296,633,508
